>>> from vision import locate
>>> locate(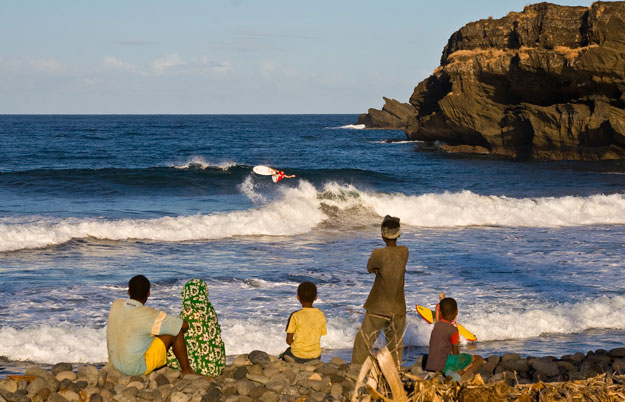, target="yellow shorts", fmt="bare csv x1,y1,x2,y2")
144,337,167,375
